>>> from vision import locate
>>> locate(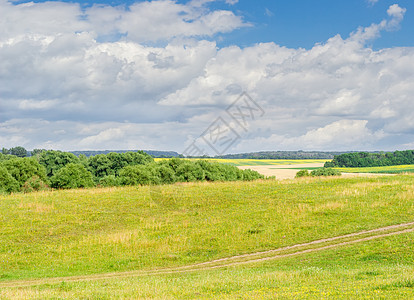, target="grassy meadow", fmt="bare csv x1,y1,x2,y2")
335,164,414,174
1,175,414,298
